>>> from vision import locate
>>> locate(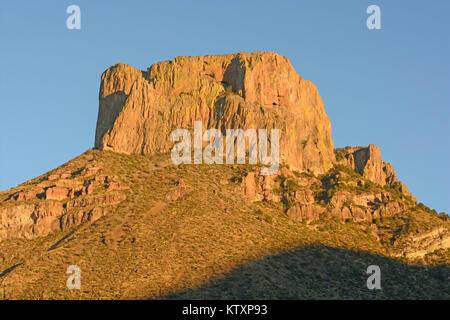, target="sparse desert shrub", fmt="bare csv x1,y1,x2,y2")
224,85,234,95
255,209,263,216
334,147,351,162
254,209,273,224
264,215,273,224
282,178,300,192
332,164,361,178
363,180,377,191
415,202,438,215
